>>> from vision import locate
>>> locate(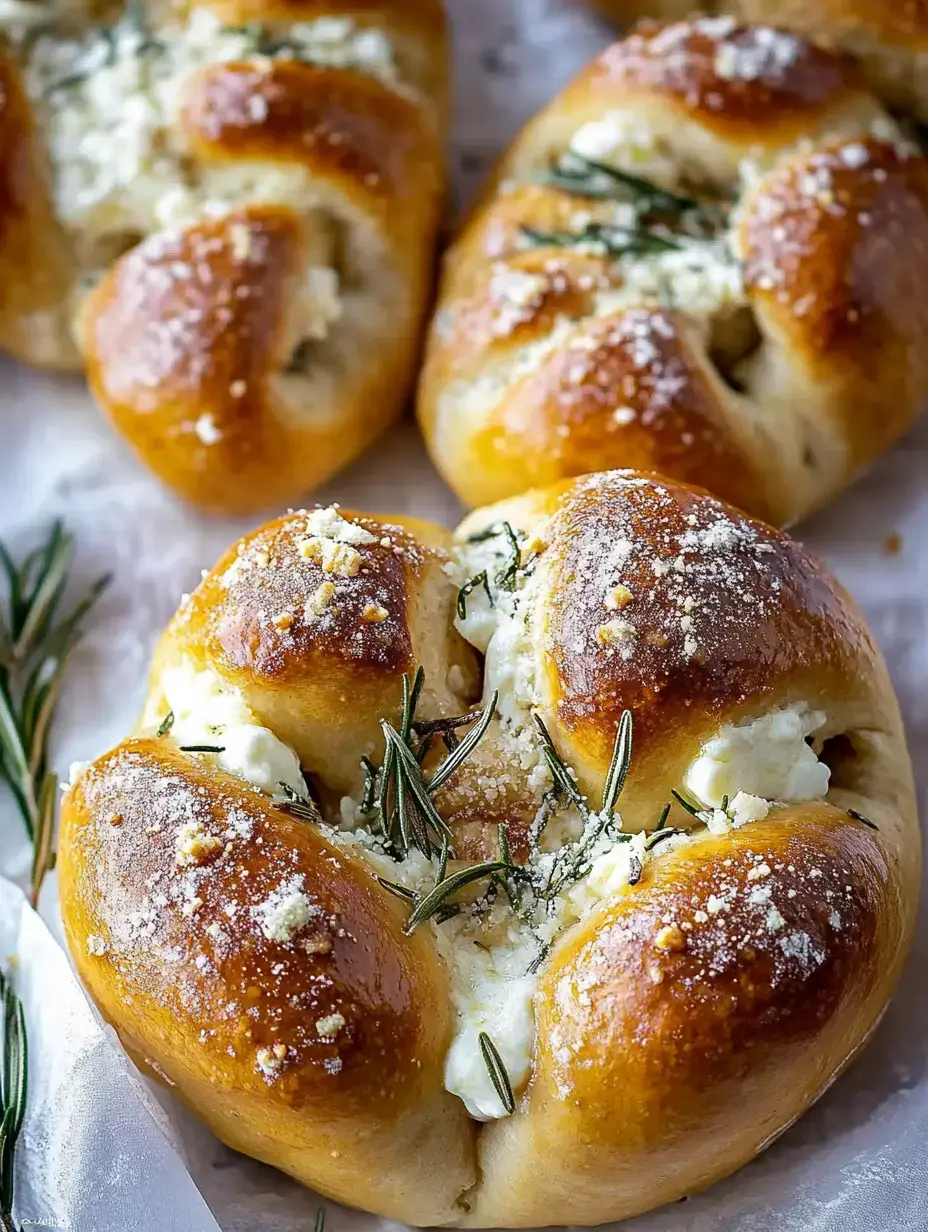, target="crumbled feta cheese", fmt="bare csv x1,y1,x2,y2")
253,877,314,942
